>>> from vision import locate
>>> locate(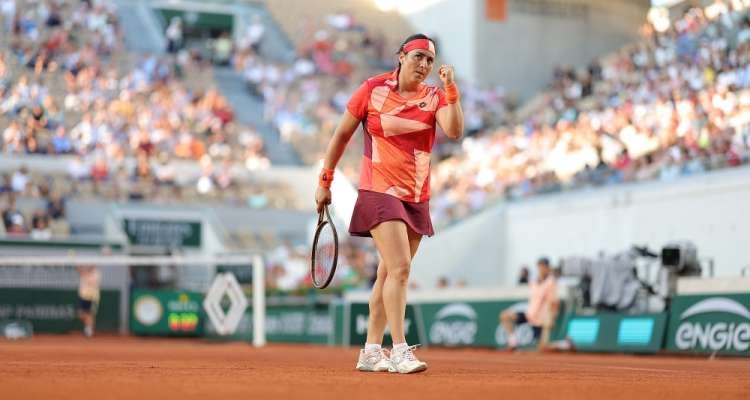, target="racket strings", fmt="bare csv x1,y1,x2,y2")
313,224,336,282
